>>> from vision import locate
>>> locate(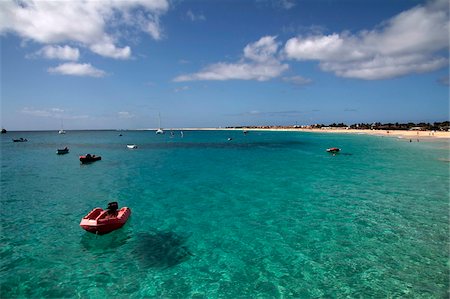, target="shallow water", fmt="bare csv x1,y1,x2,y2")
1,130,448,298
